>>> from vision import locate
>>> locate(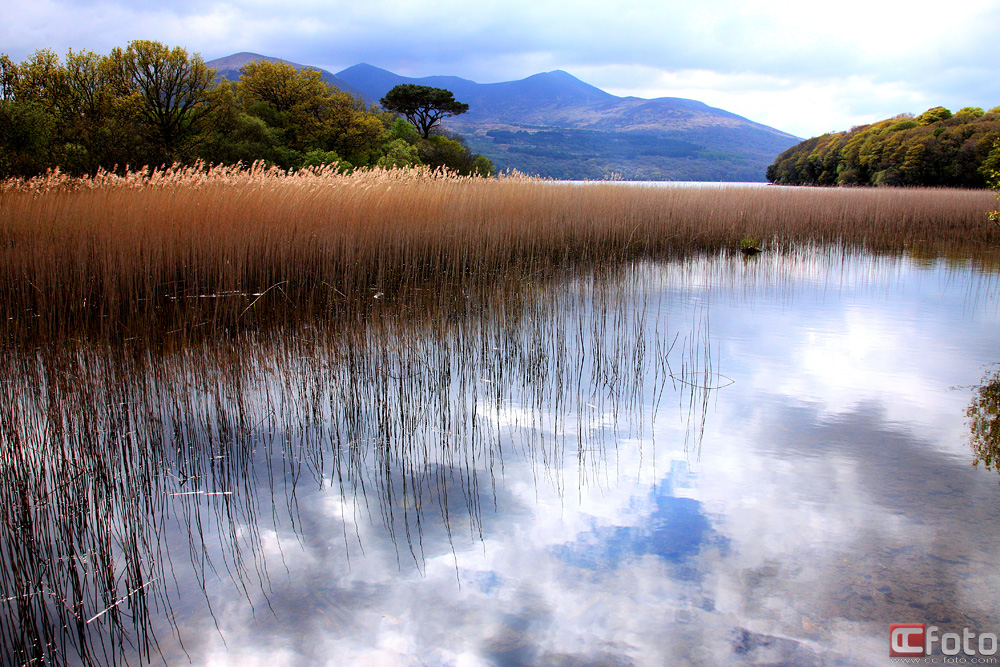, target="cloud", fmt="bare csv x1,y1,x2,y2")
3,1,1000,157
